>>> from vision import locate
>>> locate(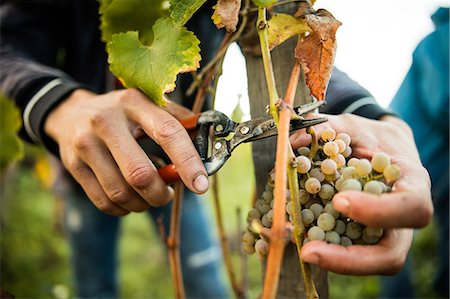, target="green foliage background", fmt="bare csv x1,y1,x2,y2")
0,143,442,298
